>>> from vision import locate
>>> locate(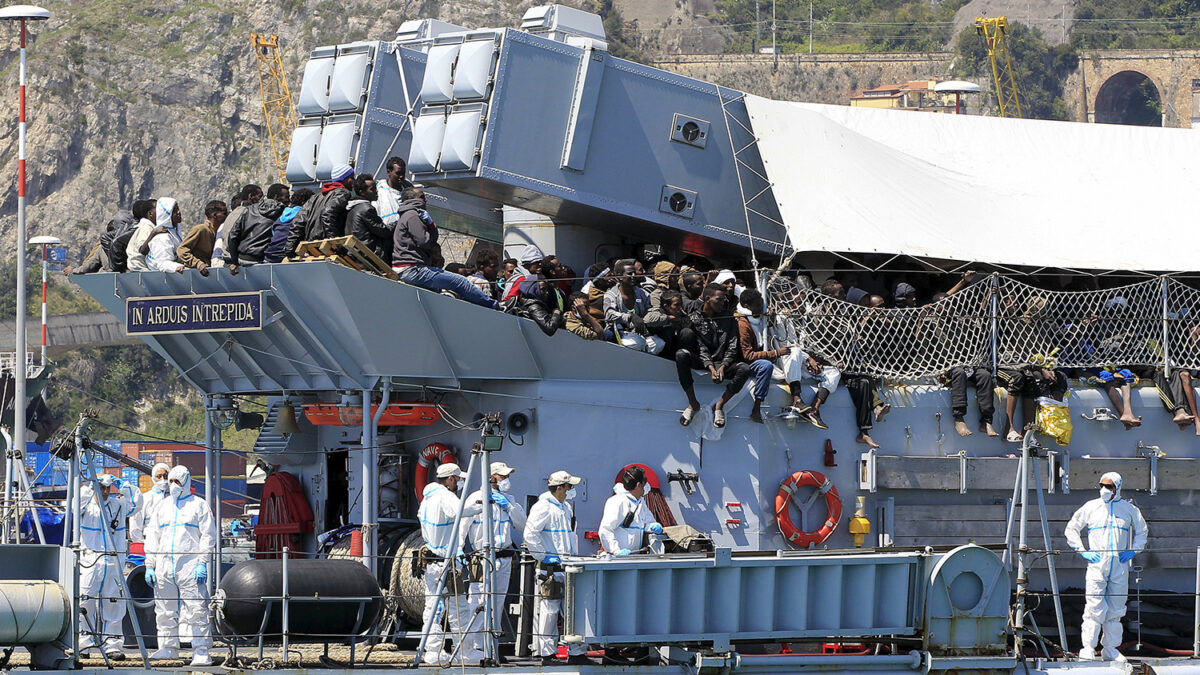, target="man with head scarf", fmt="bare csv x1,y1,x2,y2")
144,198,185,273
144,466,217,665
76,474,136,659
1064,472,1148,662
